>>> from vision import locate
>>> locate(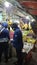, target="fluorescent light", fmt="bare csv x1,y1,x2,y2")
26,16,30,20
13,20,19,24
31,19,35,22
4,1,10,7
